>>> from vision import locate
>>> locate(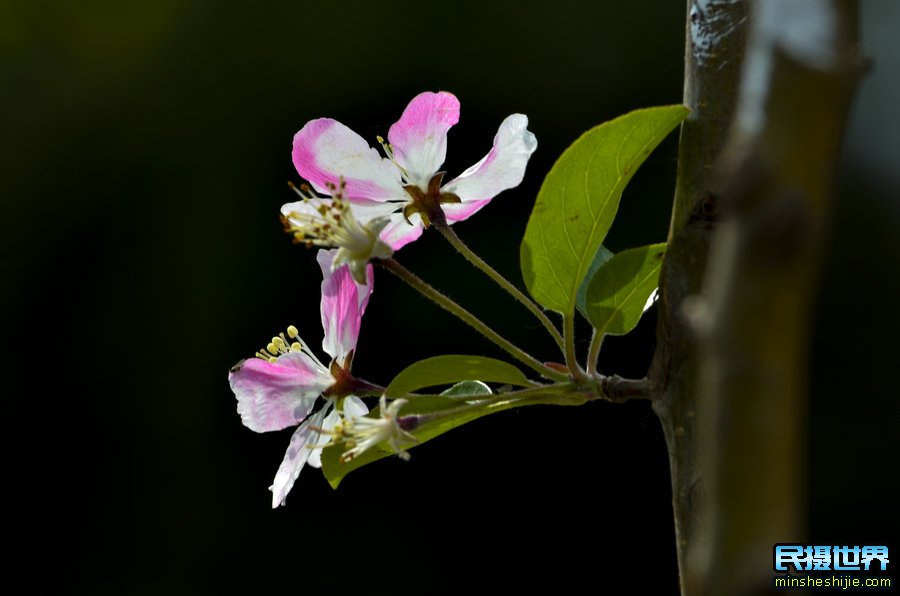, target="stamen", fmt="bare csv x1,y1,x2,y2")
282,185,388,259
338,396,416,463
376,135,411,183
288,181,317,201
376,135,394,159
254,325,308,362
